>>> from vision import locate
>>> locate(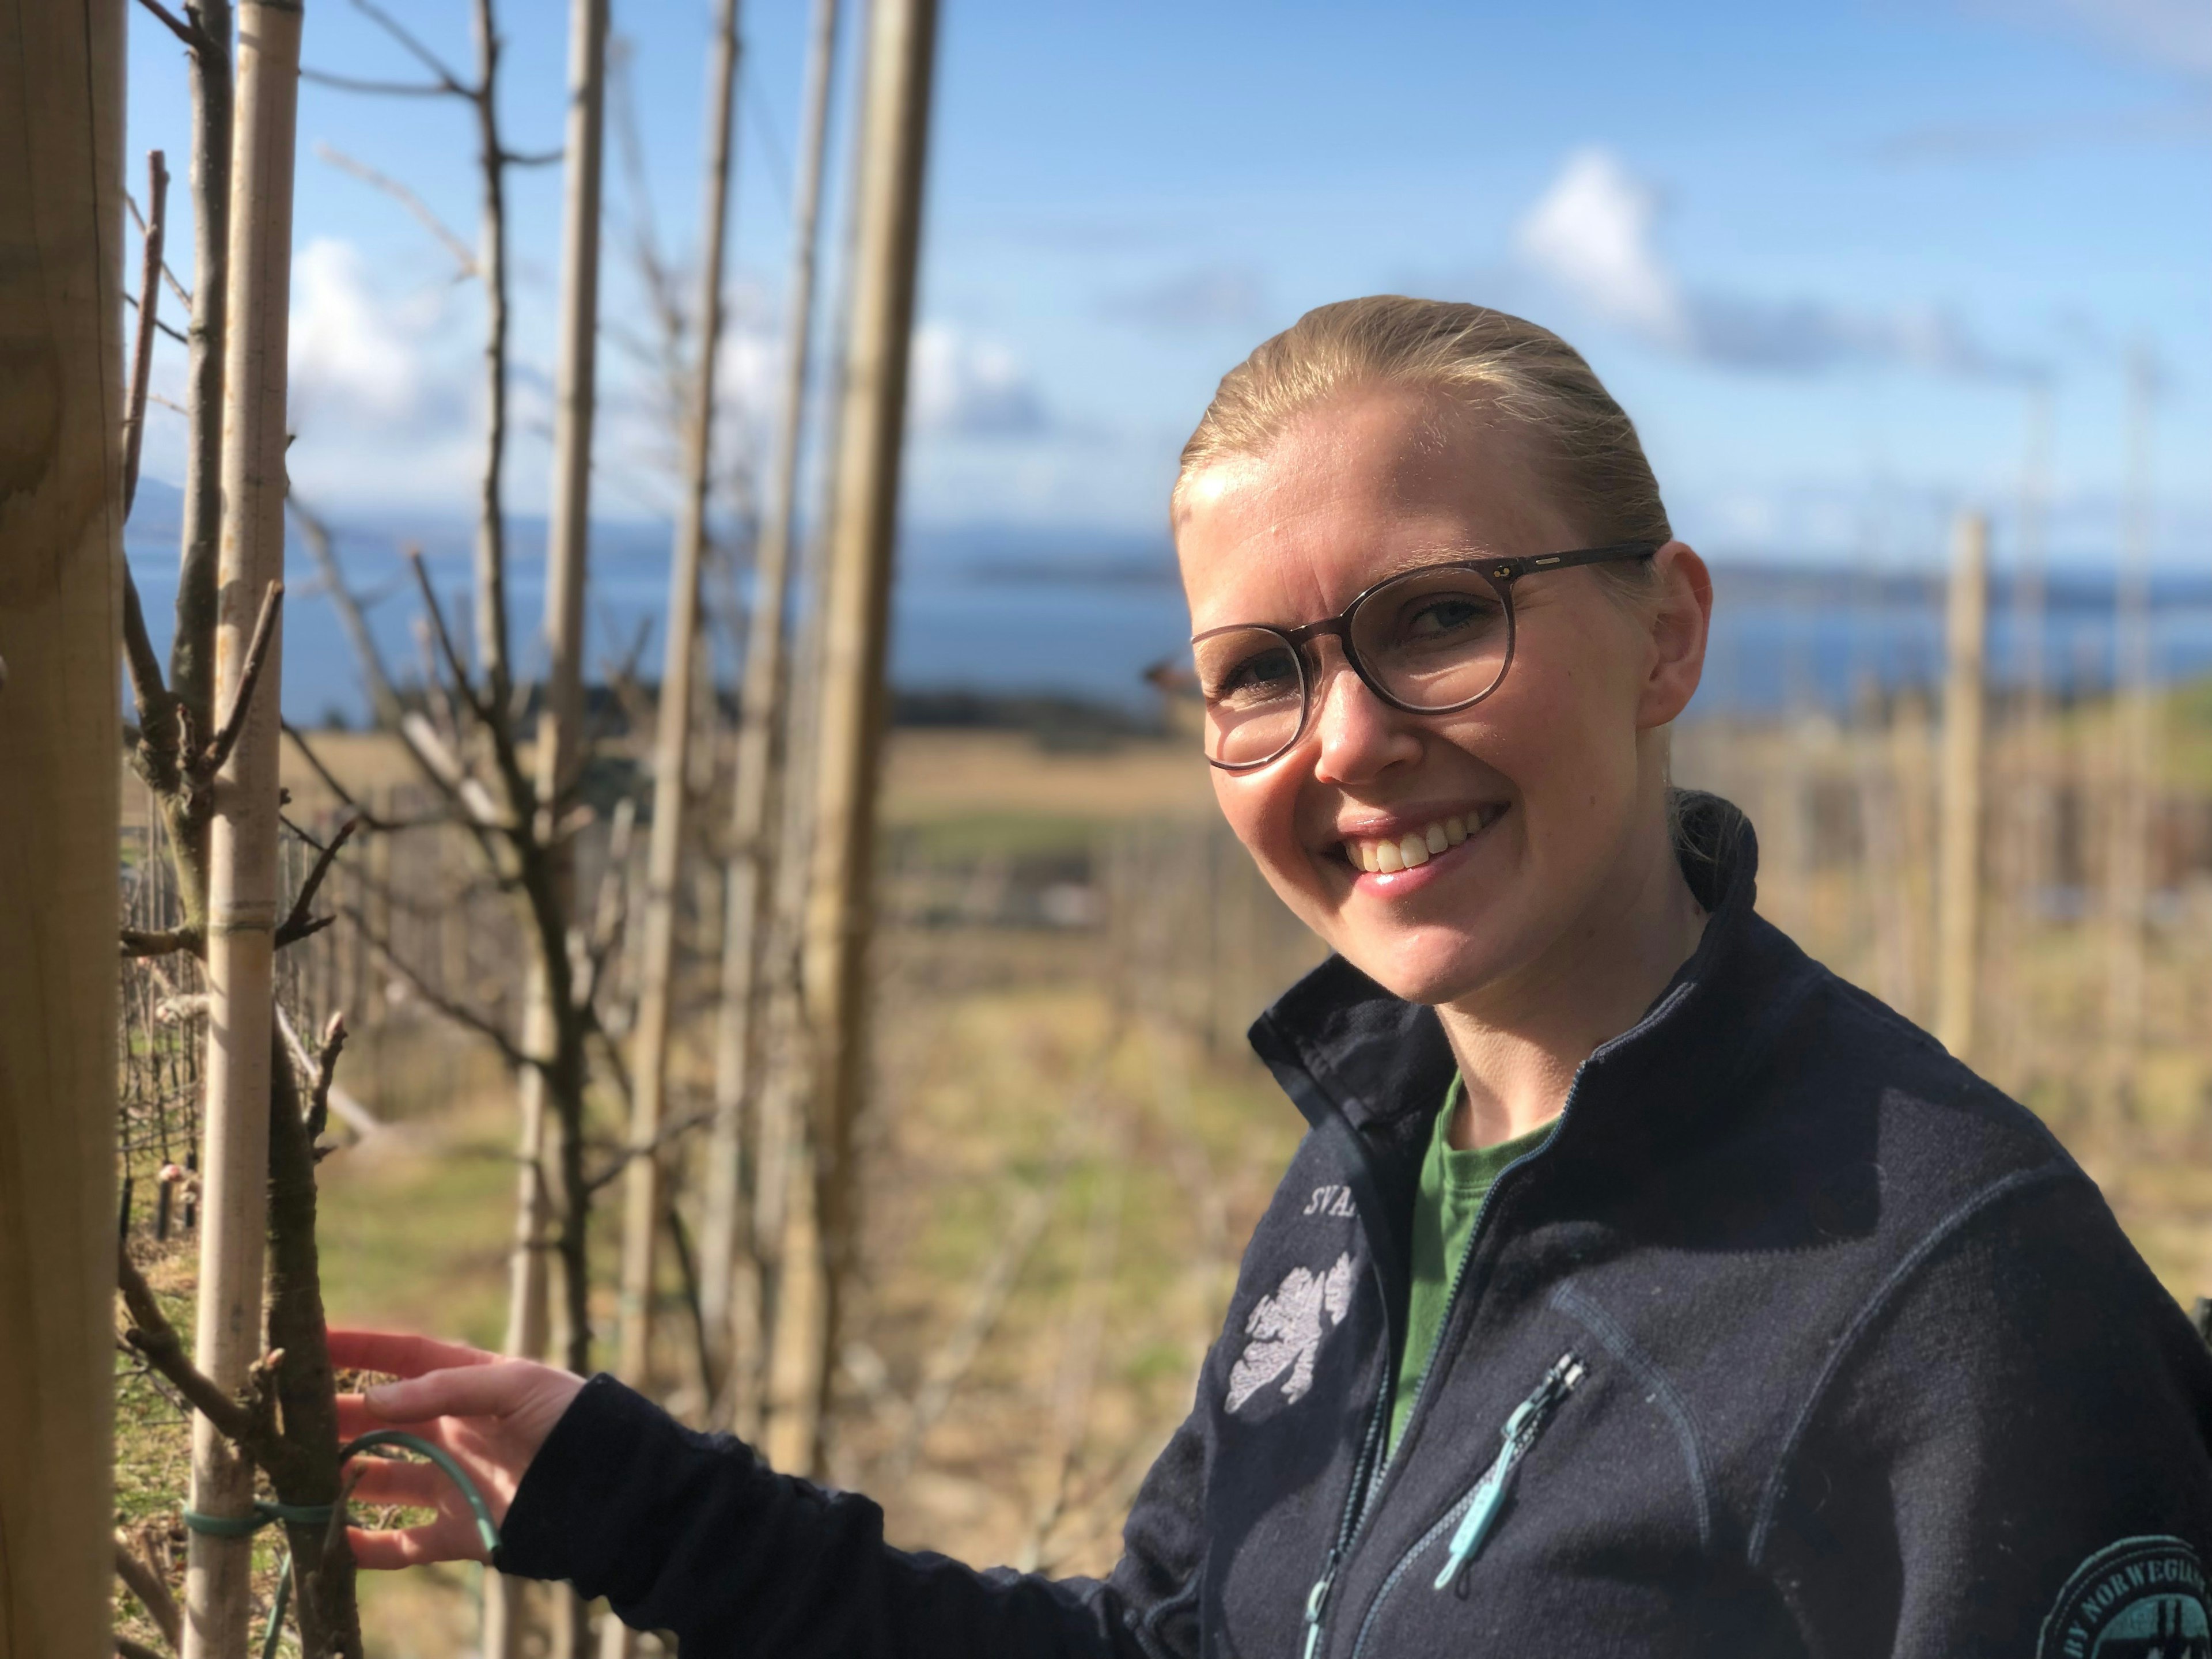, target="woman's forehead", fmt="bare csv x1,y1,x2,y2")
1175,407,1571,625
